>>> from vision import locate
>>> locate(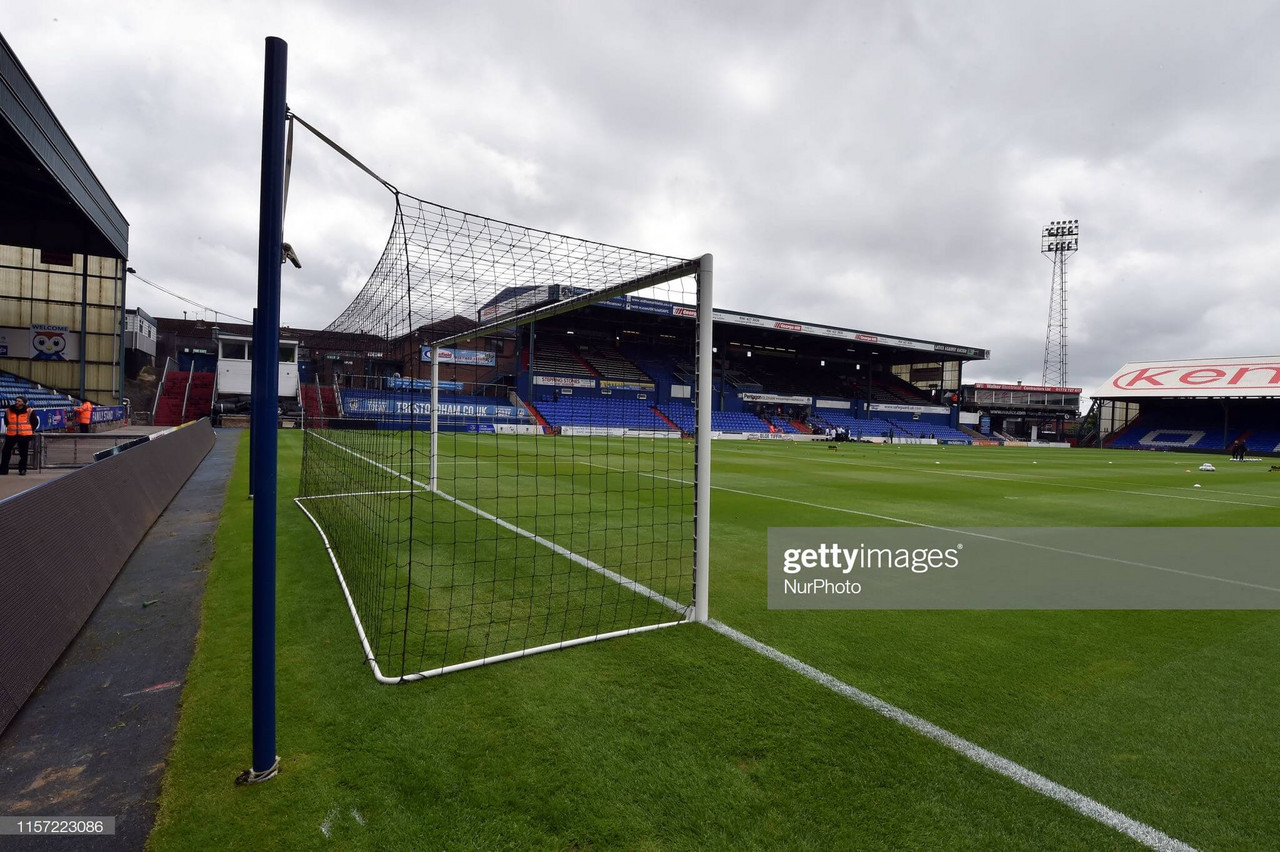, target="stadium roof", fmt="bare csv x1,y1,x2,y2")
0,34,128,259
707,305,988,360
1093,355,1280,400
482,287,989,362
